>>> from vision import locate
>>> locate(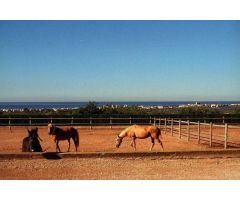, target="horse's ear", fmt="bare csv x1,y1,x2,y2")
27,128,31,134
35,127,38,132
